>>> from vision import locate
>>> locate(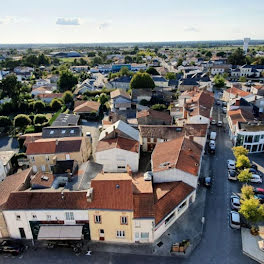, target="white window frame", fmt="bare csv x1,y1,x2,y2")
16,214,21,221
94,215,101,224
121,216,128,225
65,212,74,221
116,230,125,238
46,215,51,221
135,220,141,228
